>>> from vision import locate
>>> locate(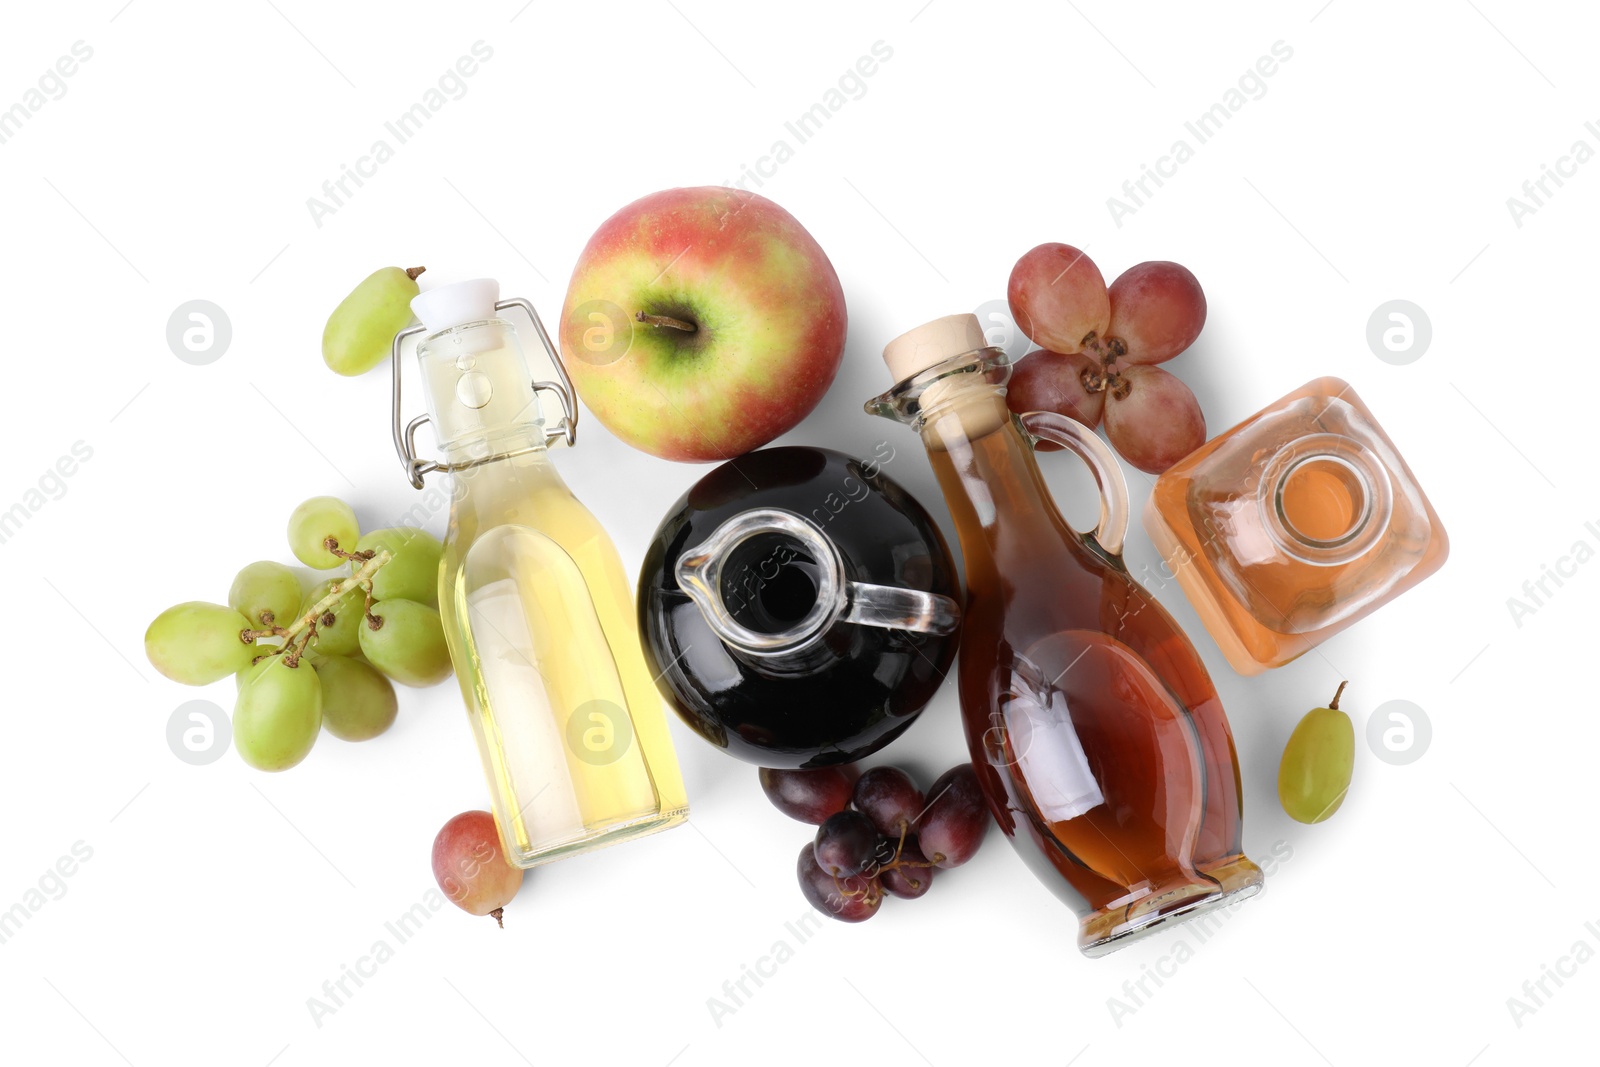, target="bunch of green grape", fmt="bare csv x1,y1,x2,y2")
145,496,452,771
